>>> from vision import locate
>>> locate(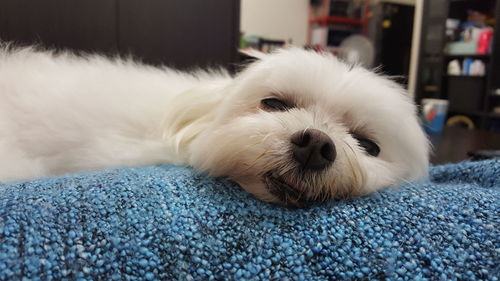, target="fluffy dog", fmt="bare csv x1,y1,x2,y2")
0,46,429,206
